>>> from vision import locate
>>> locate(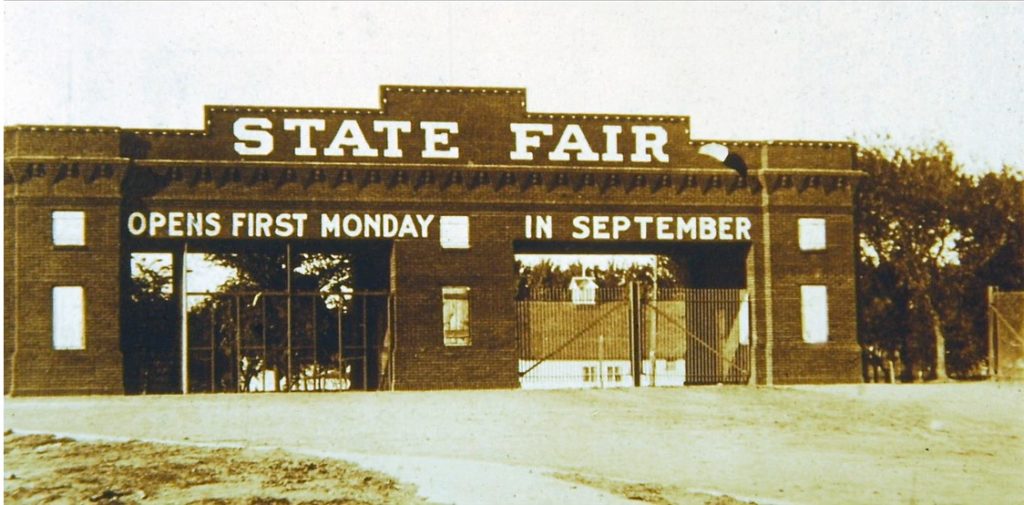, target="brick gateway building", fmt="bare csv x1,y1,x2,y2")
4,85,862,395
